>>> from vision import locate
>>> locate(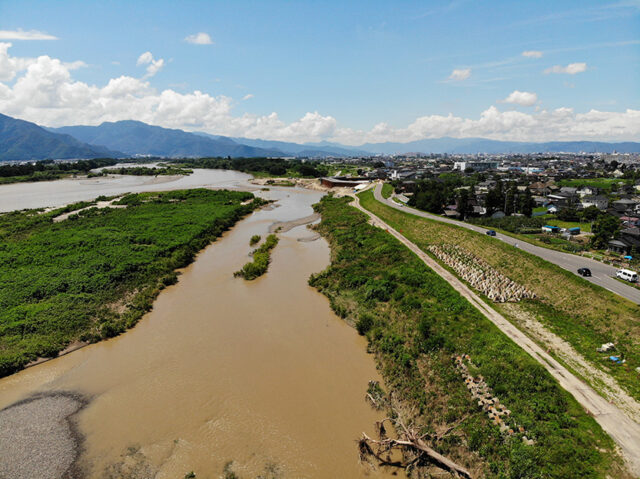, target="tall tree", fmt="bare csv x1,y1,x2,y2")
519,188,534,217
590,215,621,249
456,188,472,220
505,183,517,216
484,181,505,215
